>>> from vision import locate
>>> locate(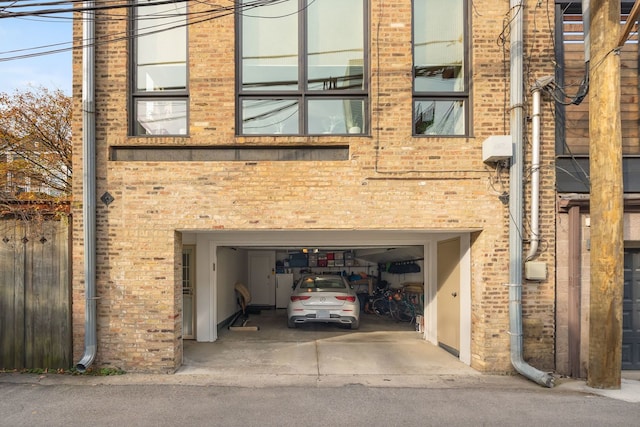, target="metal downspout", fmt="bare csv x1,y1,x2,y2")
508,0,554,387
76,0,97,372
